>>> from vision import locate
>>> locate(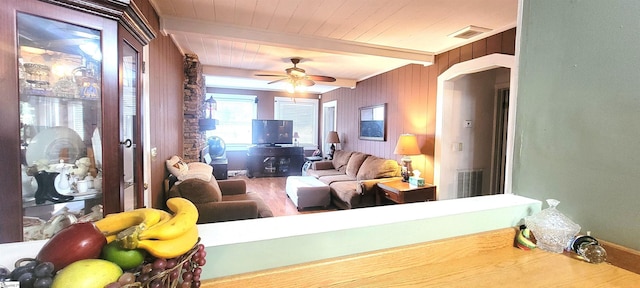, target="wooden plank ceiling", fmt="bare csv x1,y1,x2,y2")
150,0,518,93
